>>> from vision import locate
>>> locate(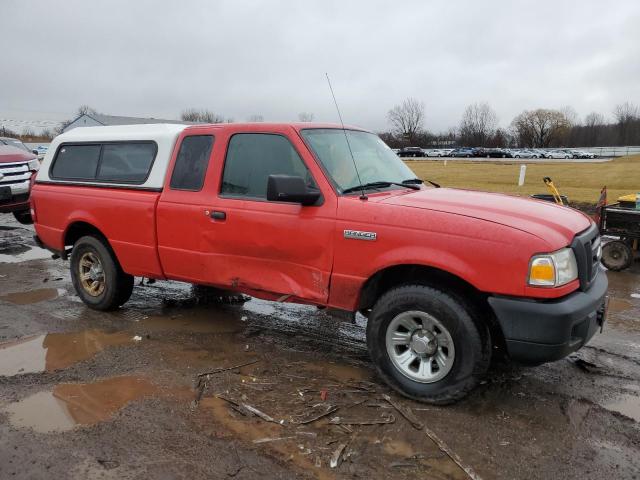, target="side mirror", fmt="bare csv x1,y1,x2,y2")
267,175,322,206
32,149,39,155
